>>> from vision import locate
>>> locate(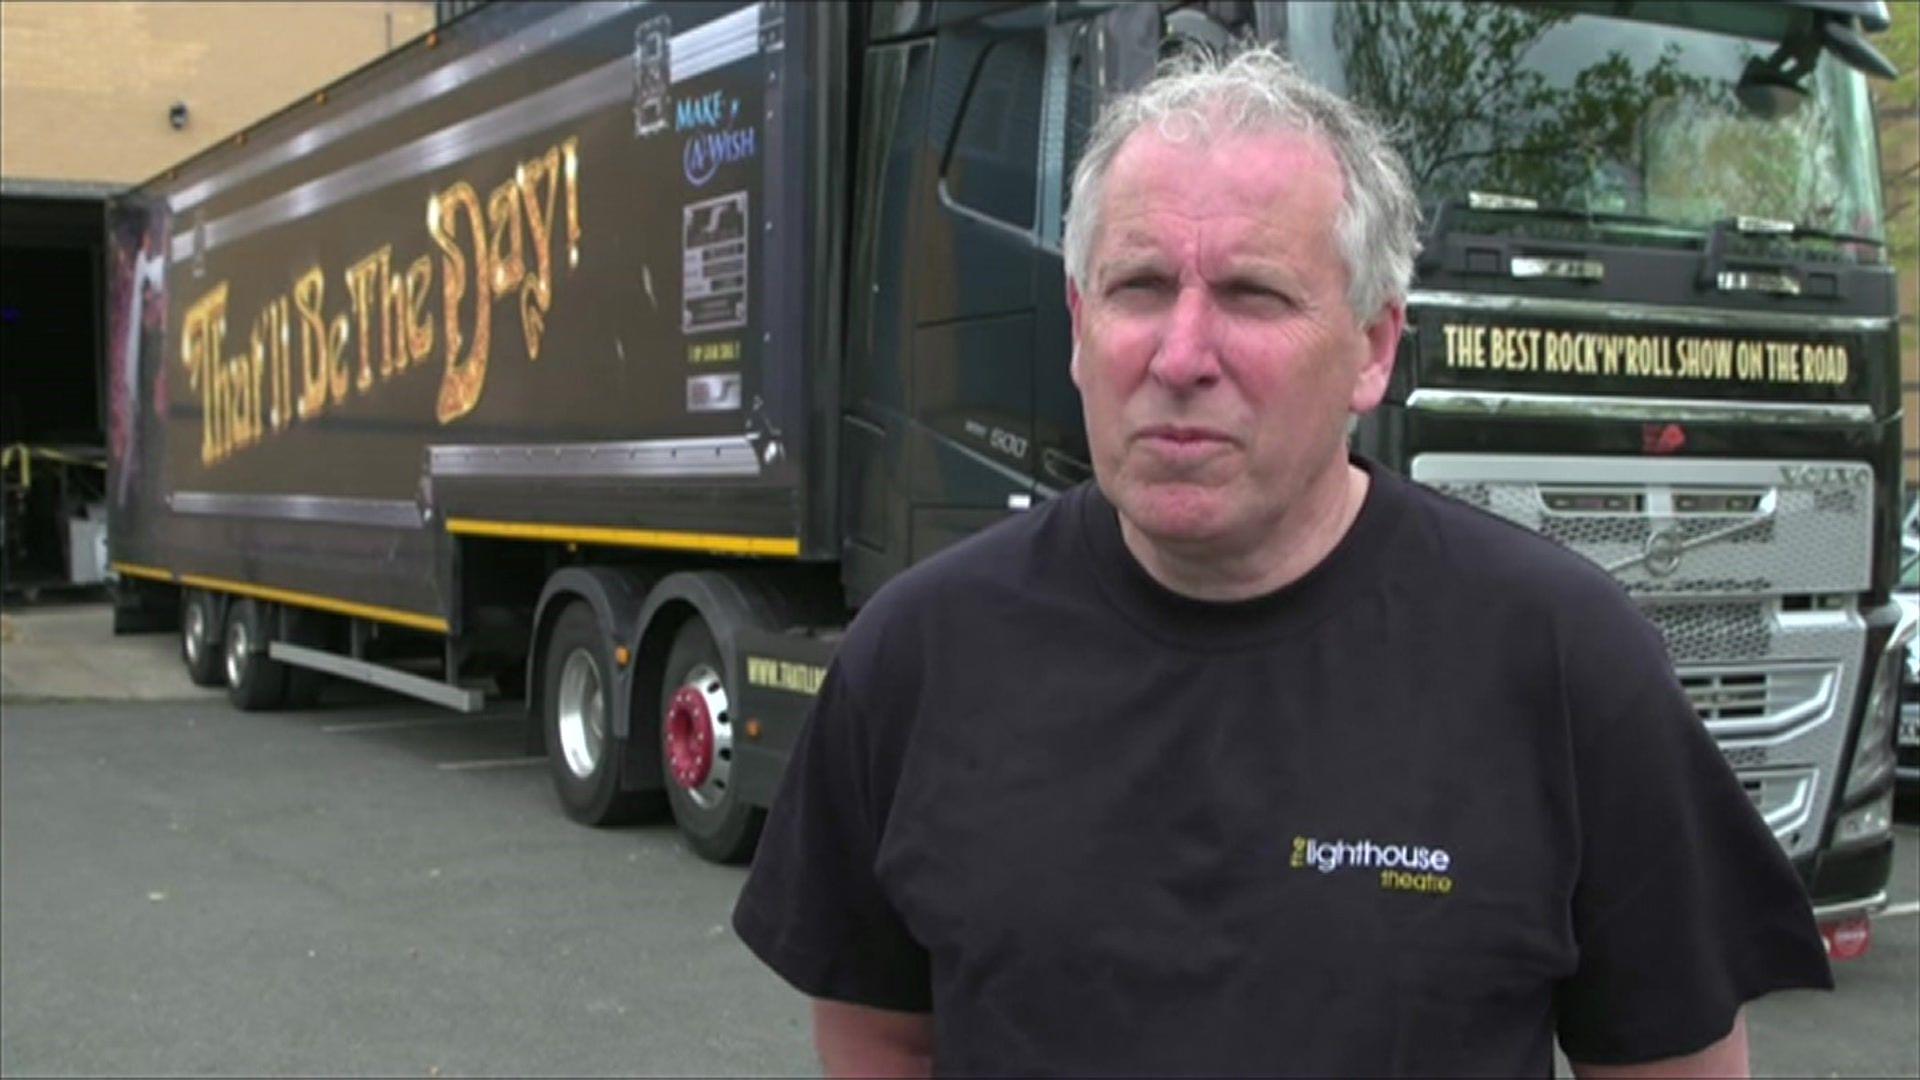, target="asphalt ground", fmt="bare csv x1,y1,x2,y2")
2,690,1917,1077
0,695,816,1078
